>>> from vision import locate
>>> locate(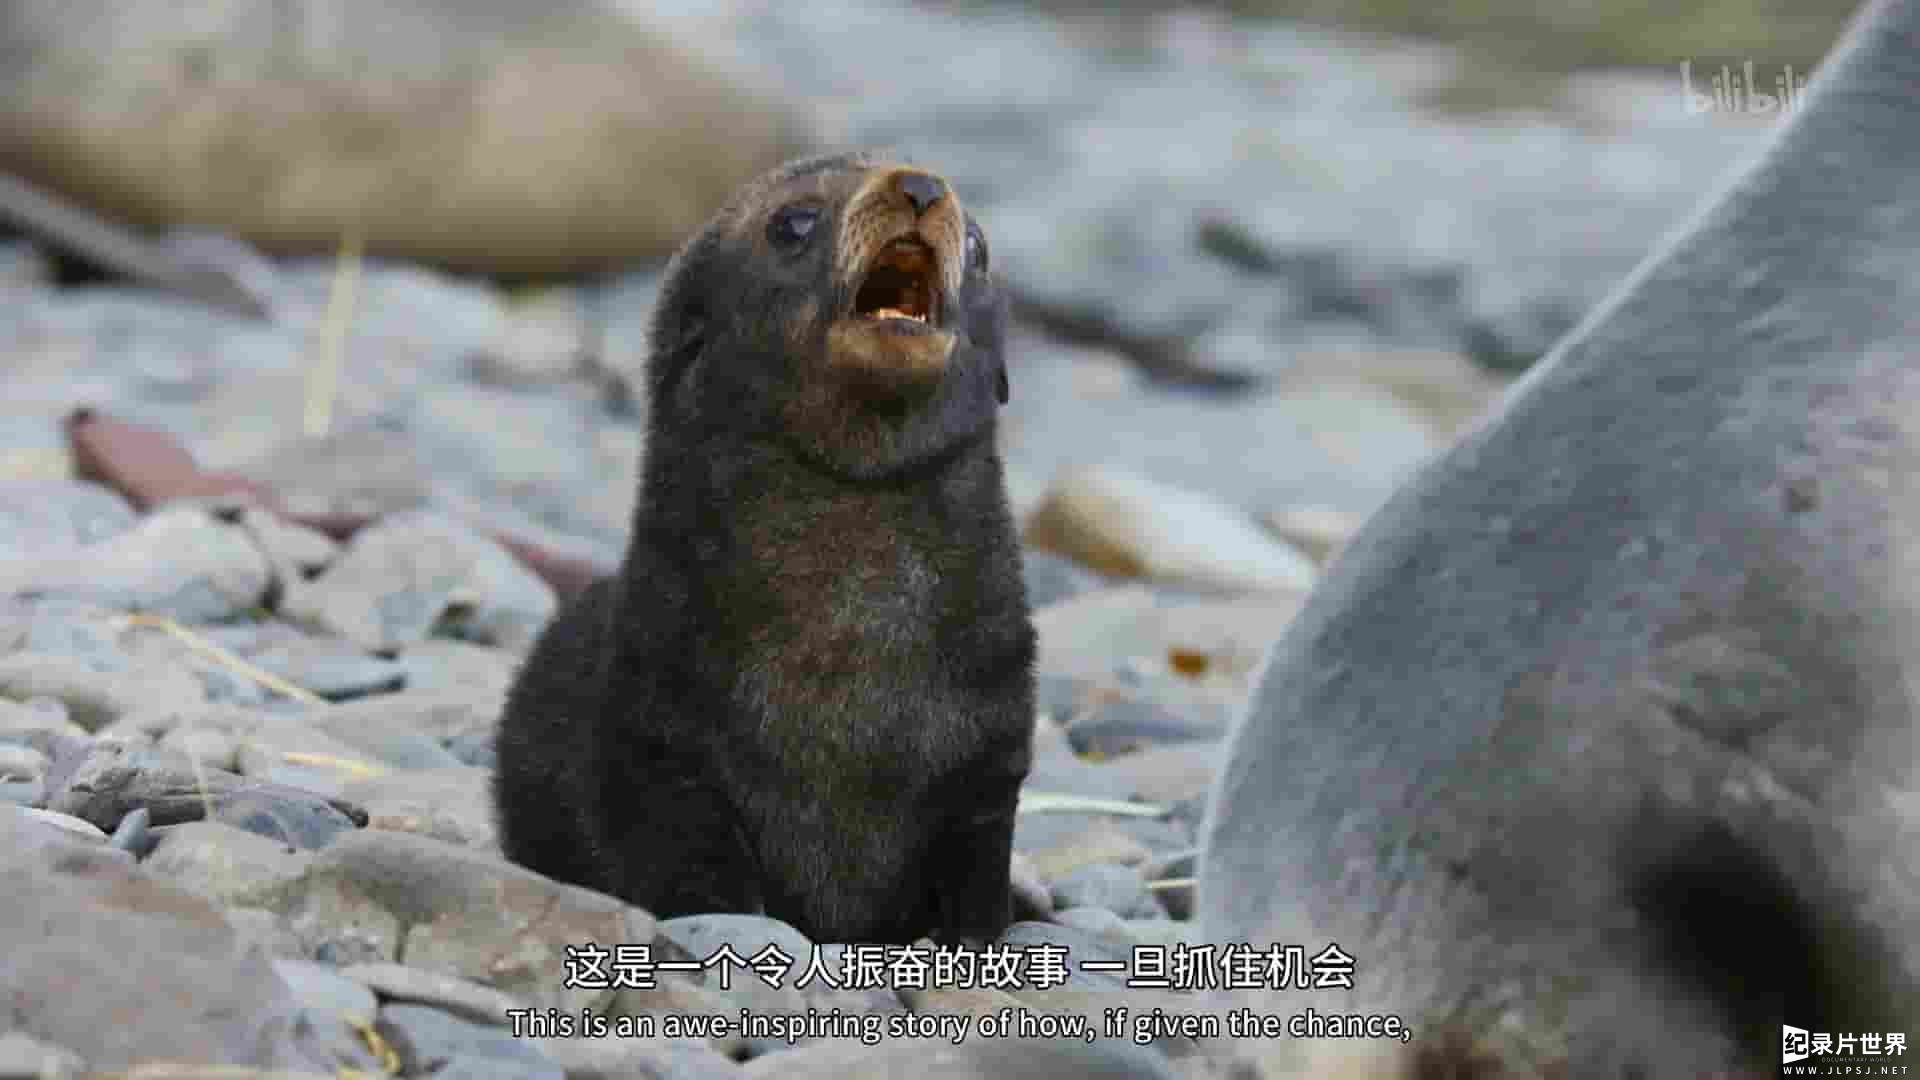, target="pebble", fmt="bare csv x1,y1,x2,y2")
1119,918,1201,950
1277,346,1506,440
1024,733,1146,805
1030,587,1298,702
0,651,200,732
378,1003,564,1079
604,979,755,1059
444,731,497,769
273,957,381,1024
225,906,308,960
1008,851,1053,920
0,740,49,785
1001,921,1133,989
1465,295,1581,374
1164,793,1210,835
0,808,330,1069
1001,346,1424,526
158,724,241,772
1021,549,1110,610
738,1034,1182,1079
232,504,342,584
341,962,529,1026
209,784,359,851
1025,464,1317,594
1261,504,1365,563
0,237,52,287
0,775,40,805
533,1035,747,1080
143,821,312,907
0,505,272,622
1050,863,1165,920
472,286,591,387
658,913,817,974
432,1057,567,1080
896,983,1024,1022
281,509,555,652
107,804,152,855
0,481,137,561
307,701,464,770
262,829,654,1014
1092,741,1226,806
234,428,435,521
1,725,89,787
244,634,408,701
14,806,110,843
657,913,813,1032
1265,380,1441,488
47,739,363,848
234,716,387,799
1052,905,1133,943
393,638,521,698
1140,848,1198,883
0,1032,85,1080
308,686,506,747
1064,695,1224,758
110,699,274,742
1035,673,1103,721
1017,818,1155,879
338,765,497,849
167,783,344,858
